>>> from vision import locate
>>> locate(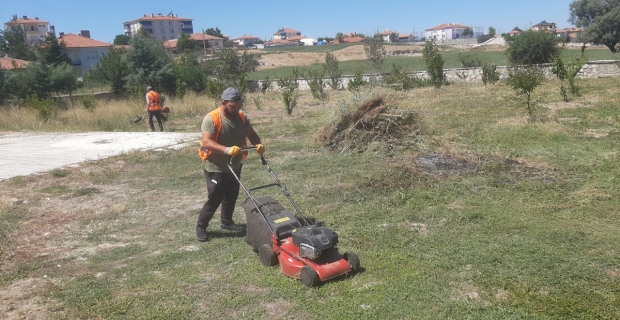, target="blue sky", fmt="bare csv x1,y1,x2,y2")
2,0,575,43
